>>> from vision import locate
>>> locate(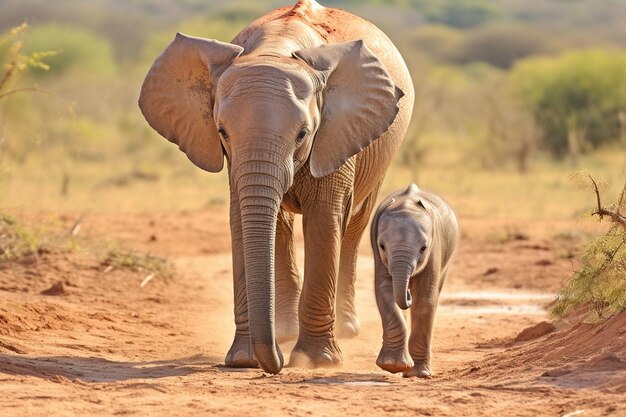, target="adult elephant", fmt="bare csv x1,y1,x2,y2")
139,0,414,374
